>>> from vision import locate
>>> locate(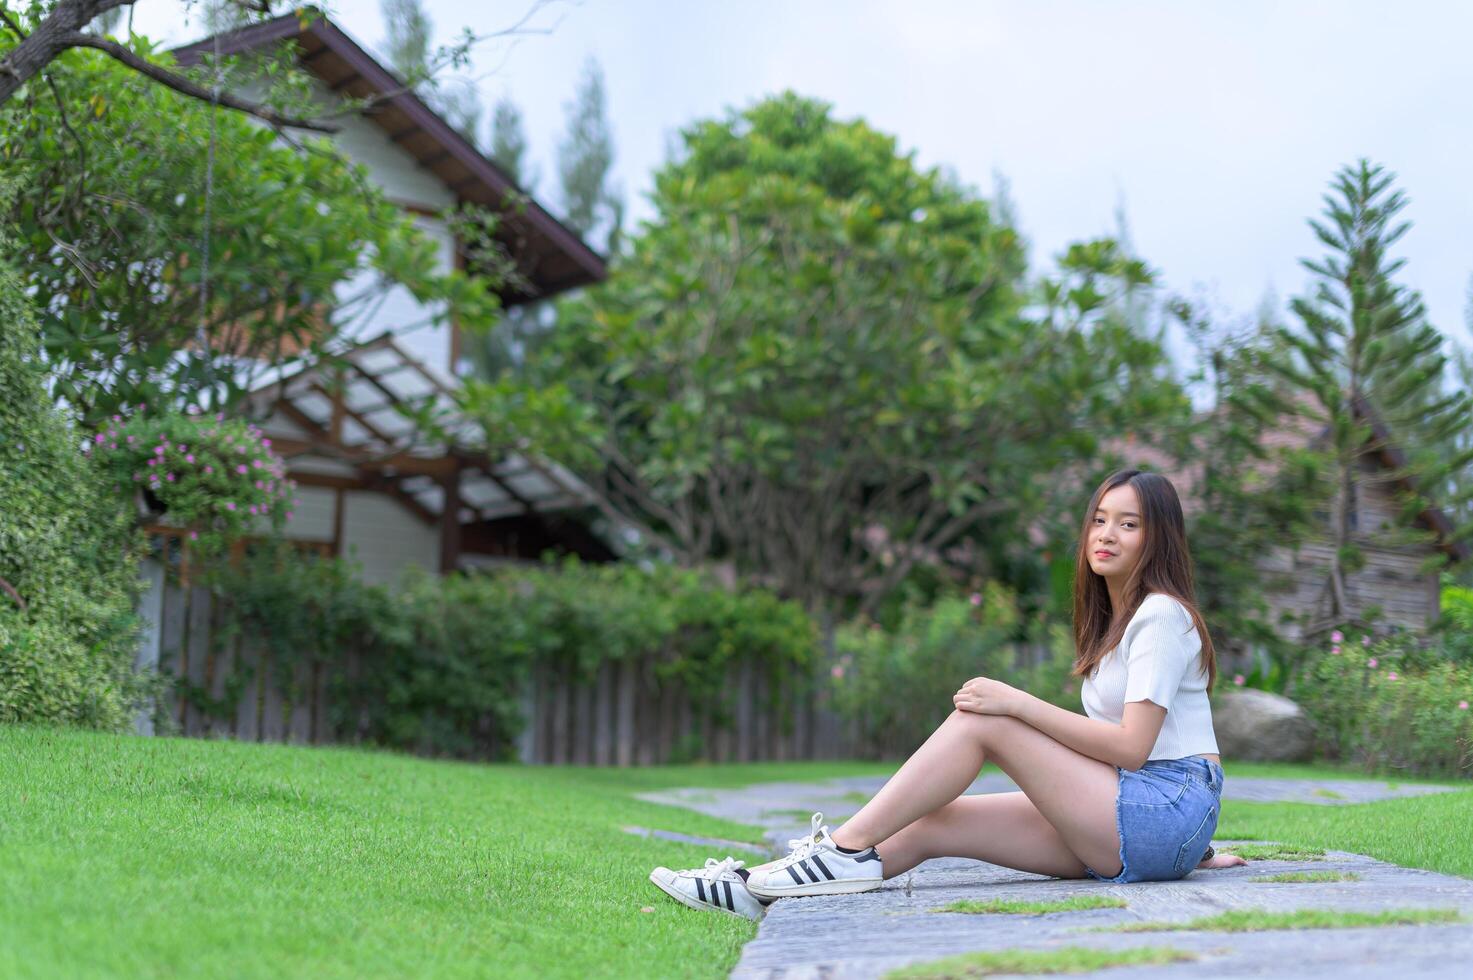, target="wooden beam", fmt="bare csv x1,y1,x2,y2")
329,72,364,93
290,472,371,491
439,458,463,573
419,149,452,169
311,381,398,451
332,487,346,558
271,404,458,478
388,124,421,143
